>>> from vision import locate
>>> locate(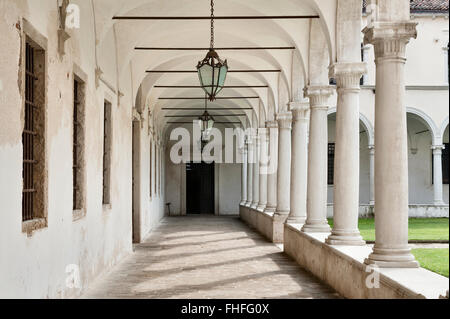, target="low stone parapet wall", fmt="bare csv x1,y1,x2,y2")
284,223,449,299
326,204,449,218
